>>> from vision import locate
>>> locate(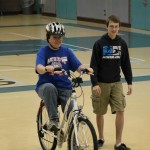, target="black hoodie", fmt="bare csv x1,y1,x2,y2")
90,33,132,86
